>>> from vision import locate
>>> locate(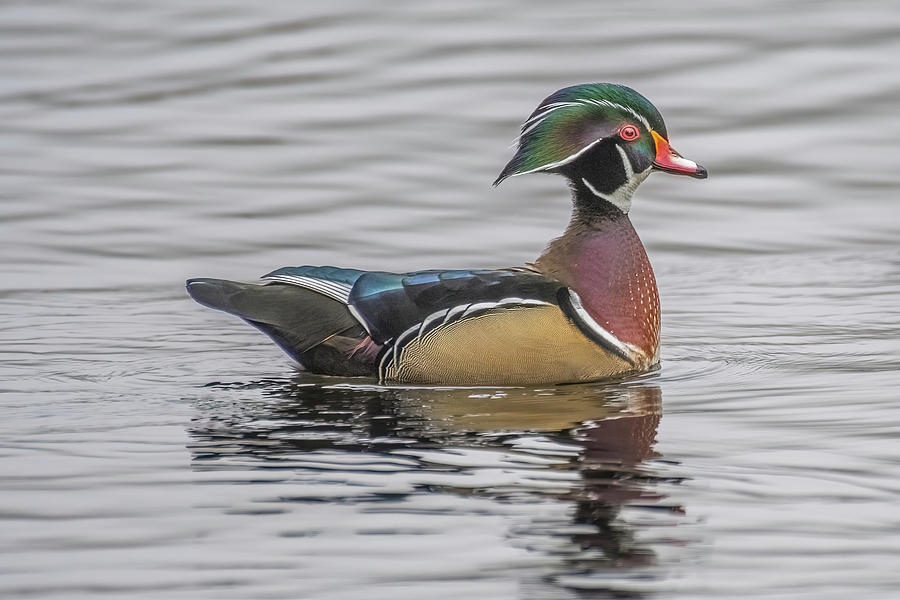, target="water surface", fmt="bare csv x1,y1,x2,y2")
2,1,900,598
